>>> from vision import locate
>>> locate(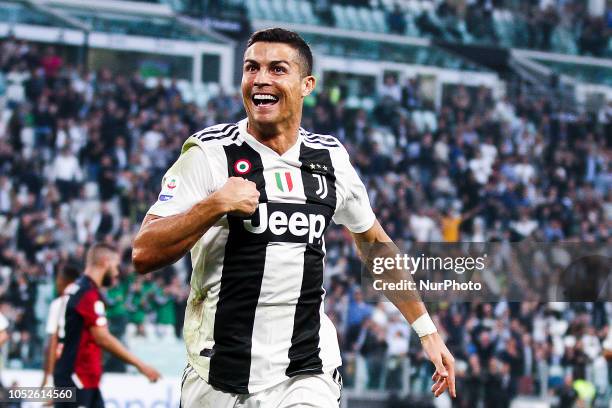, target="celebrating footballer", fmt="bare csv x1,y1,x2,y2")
133,28,456,407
